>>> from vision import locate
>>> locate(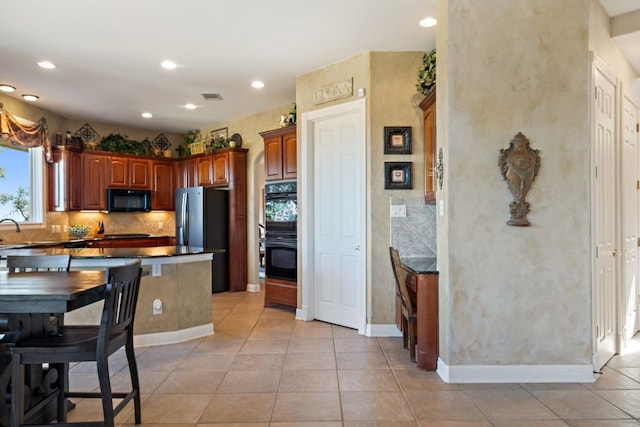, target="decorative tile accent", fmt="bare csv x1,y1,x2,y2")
390,196,436,258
